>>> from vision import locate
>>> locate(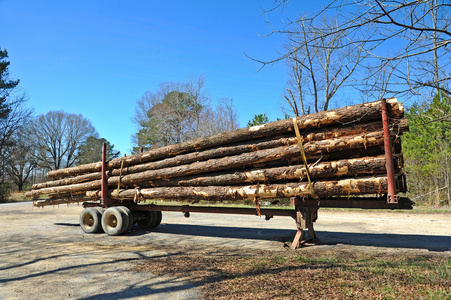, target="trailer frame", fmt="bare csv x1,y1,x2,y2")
80,117,413,248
